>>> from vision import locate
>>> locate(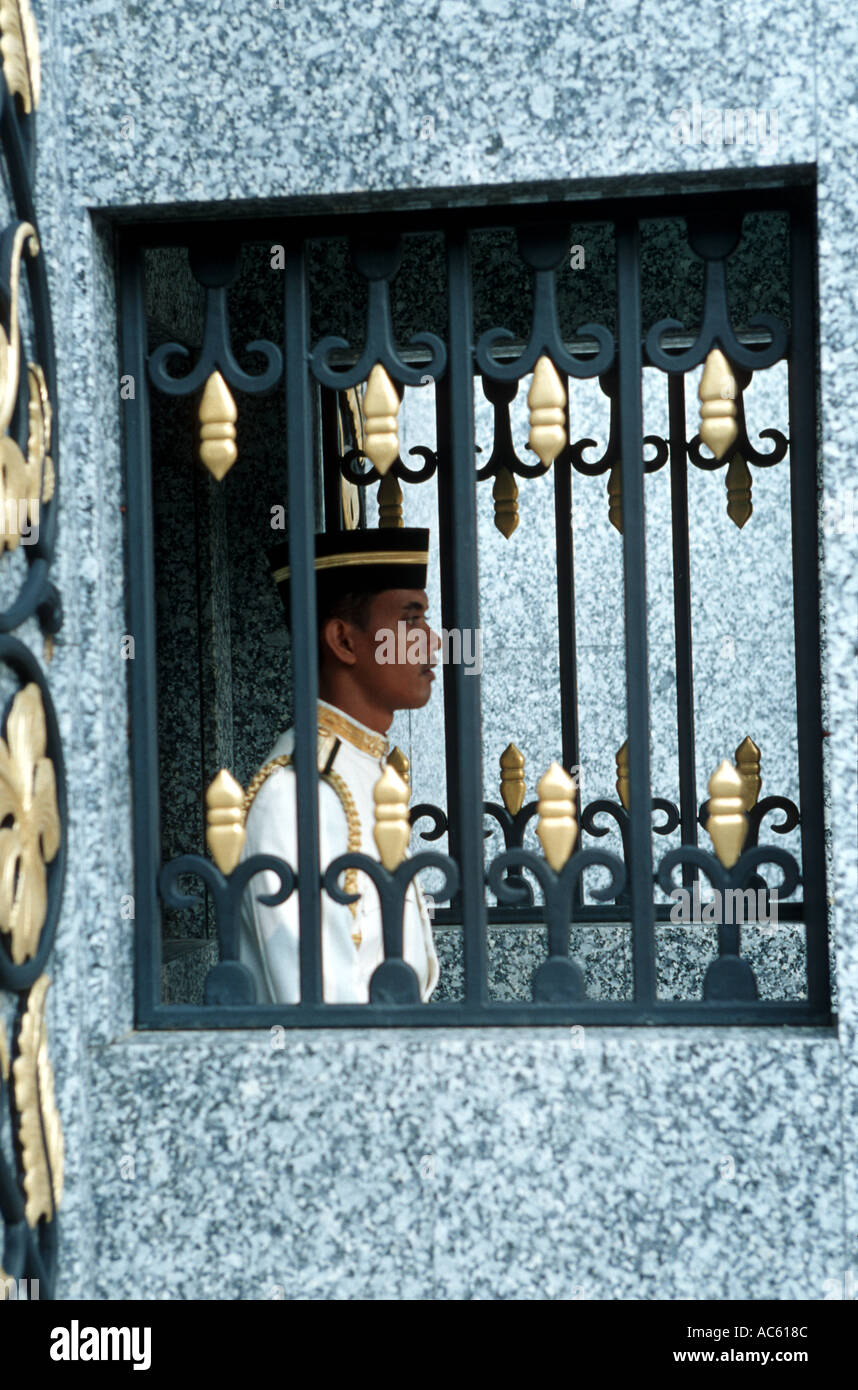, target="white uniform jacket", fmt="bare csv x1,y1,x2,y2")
238,700,439,1004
